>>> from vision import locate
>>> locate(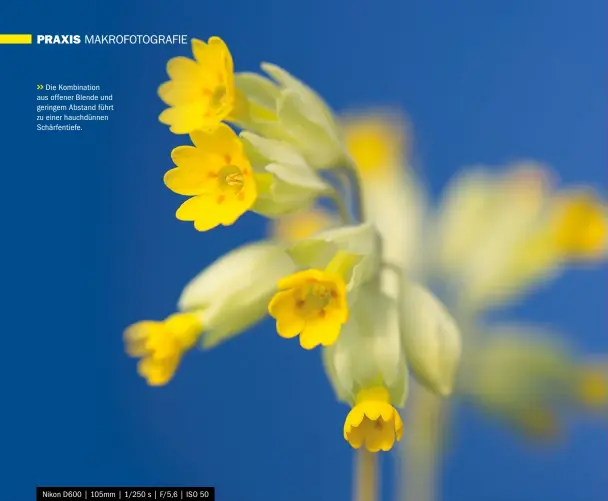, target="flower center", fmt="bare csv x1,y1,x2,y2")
218,165,244,194
211,85,227,108
295,280,334,316
305,282,331,309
